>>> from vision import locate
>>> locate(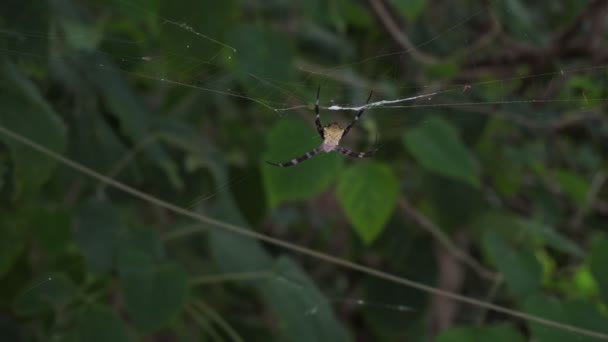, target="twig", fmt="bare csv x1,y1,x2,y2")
398,197,498,281
468,0,608,69
454,0,501,57
429,236,466,335
570,171,607,230
367,0,439,65
186,305,224,342
96,132,161,197
475,275,504,325
551,0,608,52
193,299,245,342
